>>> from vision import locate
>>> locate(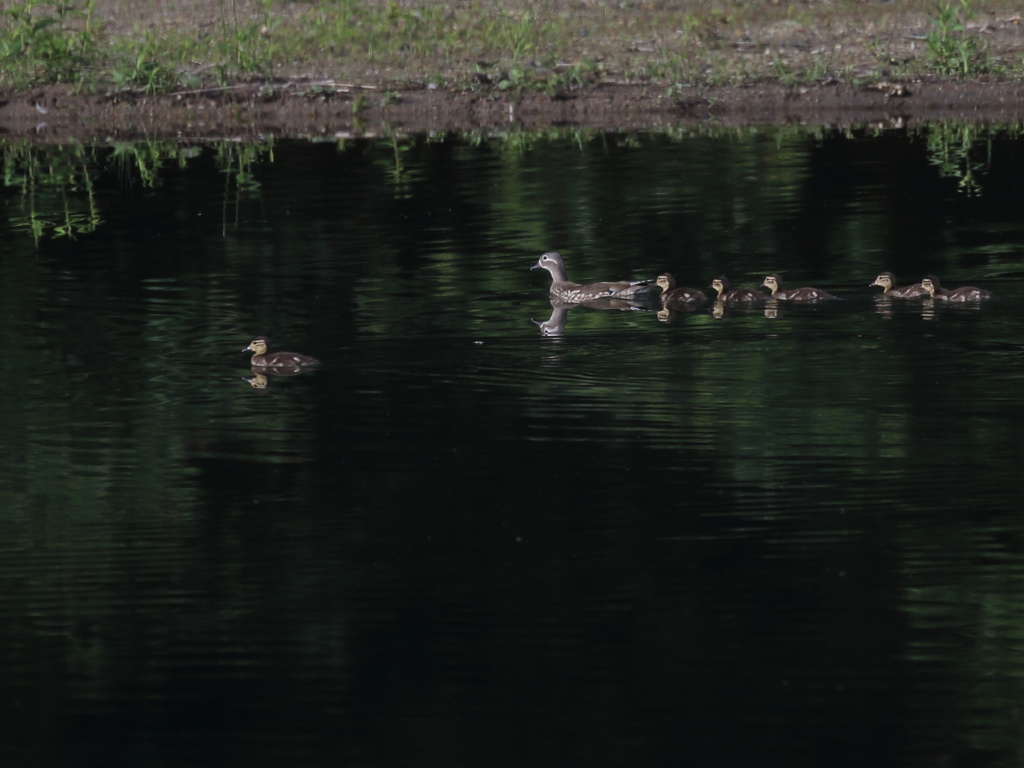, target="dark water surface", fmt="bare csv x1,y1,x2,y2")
3,127,1024,767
